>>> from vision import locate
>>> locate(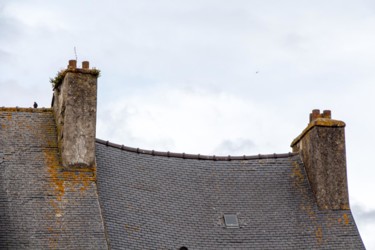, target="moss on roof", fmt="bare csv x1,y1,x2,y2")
50,68,100,89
